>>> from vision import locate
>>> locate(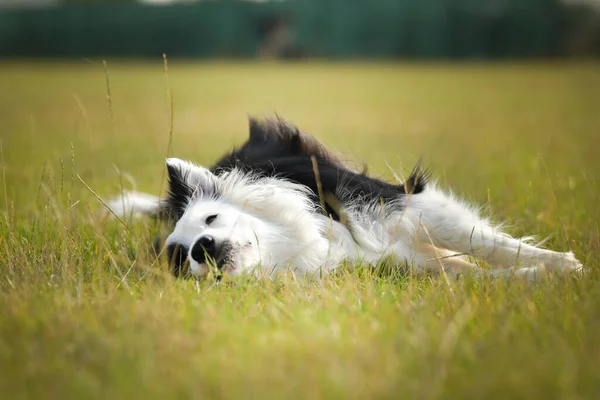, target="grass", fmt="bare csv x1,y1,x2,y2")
0,60,599,399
